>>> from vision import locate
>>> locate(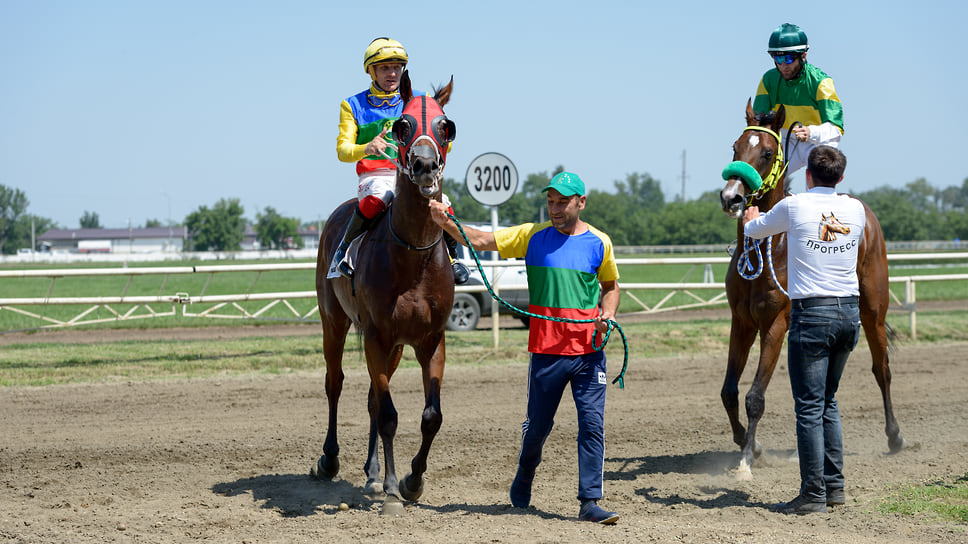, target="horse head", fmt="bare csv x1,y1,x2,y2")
719,99,787,218
819,212,850,241
392,71,455,199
